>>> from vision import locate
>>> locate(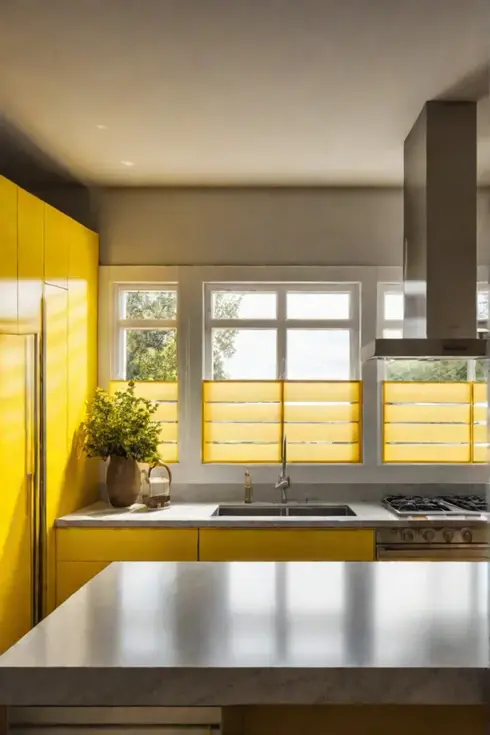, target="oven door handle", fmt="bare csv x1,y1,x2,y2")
376,544,489,561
